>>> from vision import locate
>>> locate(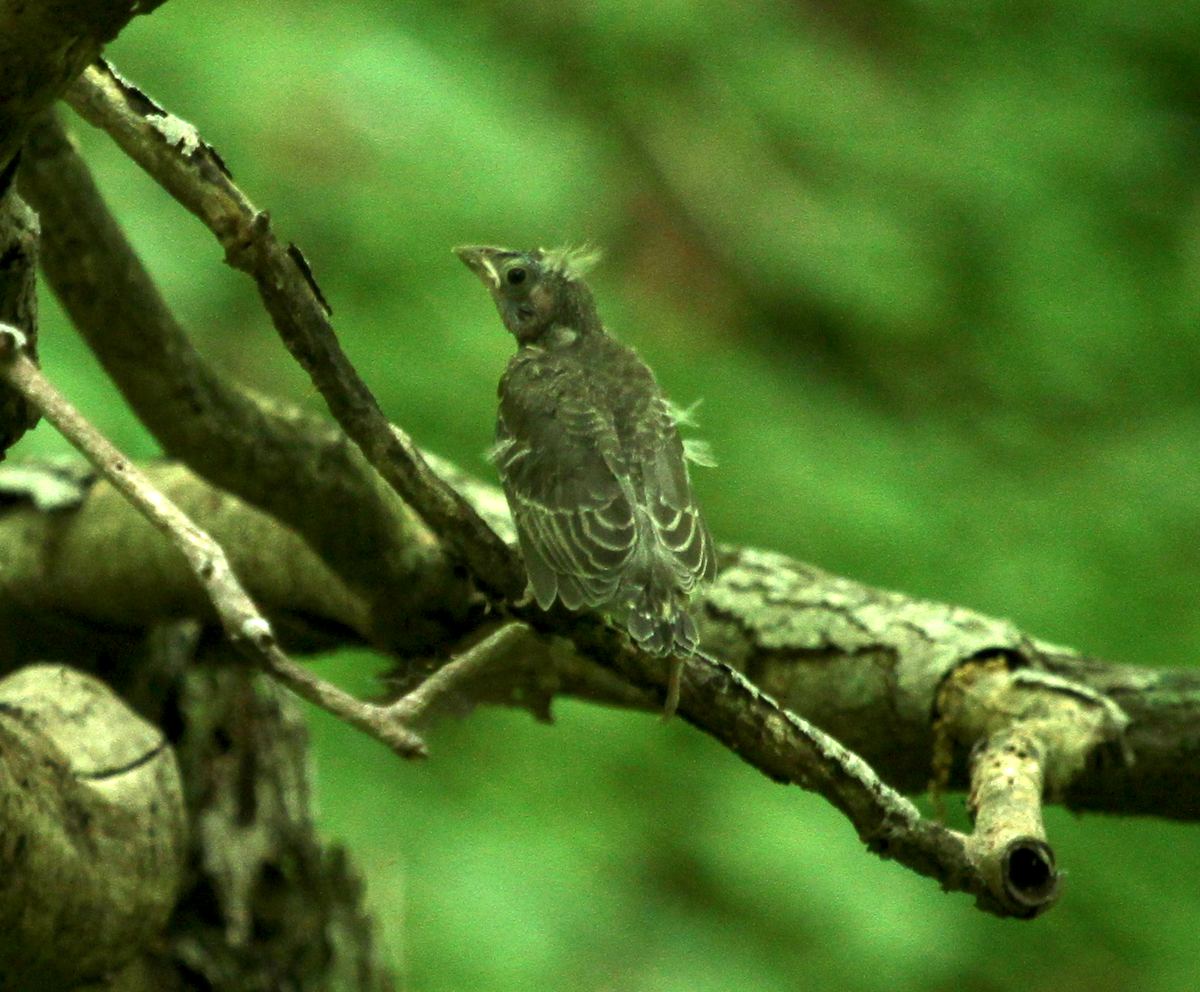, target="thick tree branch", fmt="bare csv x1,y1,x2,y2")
0,0,163,172
4,447,1193,918
1,457,1177,831
0,460,370,648
0,663,185,992
0,339,990,906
